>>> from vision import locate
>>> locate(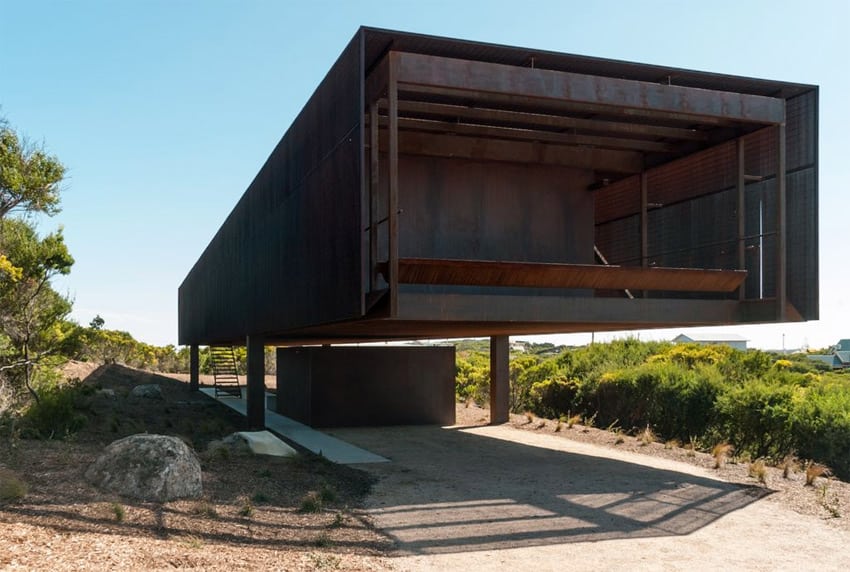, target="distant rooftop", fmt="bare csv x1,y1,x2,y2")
674,333,748,342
